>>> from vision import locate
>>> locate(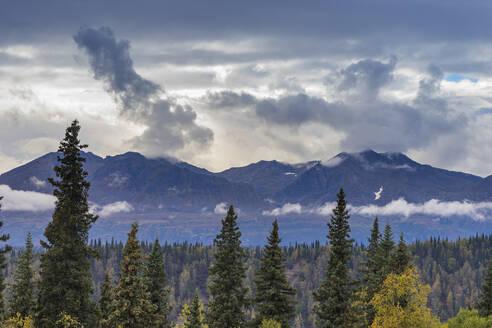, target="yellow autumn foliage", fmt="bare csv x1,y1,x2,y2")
260,318,281,328
370,266,441,328
176,302,208,328
1,313,34,328
55,312,84,328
